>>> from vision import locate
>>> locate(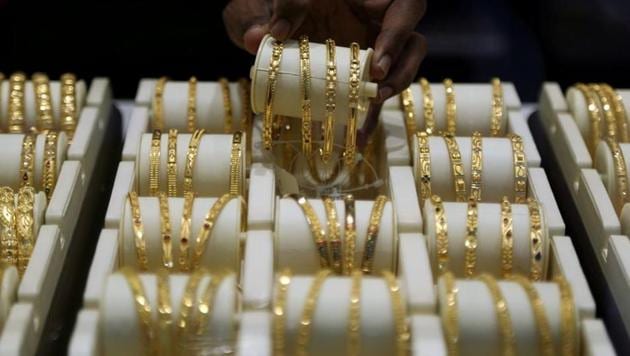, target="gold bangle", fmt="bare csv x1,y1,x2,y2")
229,131,243,196
590,83,617,140
464,197,479,278
443,78,457,135
119,267,157,354
128,191,148,270
273,268,292,356
191,193,234,269
219,78,234,133
510,134,528,203
196,272,228,335
470,131,483,201
601,84,629,142
382,271,410,356
361,195,388,274
416,131,432,200
509,275,554,356
420,78,436,134
157,192,173,269
0,187,18,266
8,72,26,133
238,78,253,166
16,186,35,276
500,196,514,278
299,35,313,157
152,77,167,131
296,269,331,356
479,274,516,355
187,76,197,133
149,130,162,196
490,78,504,136
178,191,194,271
443,134,467,202
343,194,357,274
176,268,209,335
527,198,545,281
400,87,417,150
167,129,178,197
441,272,459,356
432,195,449,273
347,269,362,356
555,276,577,356
343,42,361,168
42,130,59,200
264,41,284,150
156,268,173,354
19,134,35,188
60,73,78,139
605,137,630,213
32,73,55,131
575,83,602,155
183,129,205,195
321,39,337,163
323,197,342,274
288,194,331,269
